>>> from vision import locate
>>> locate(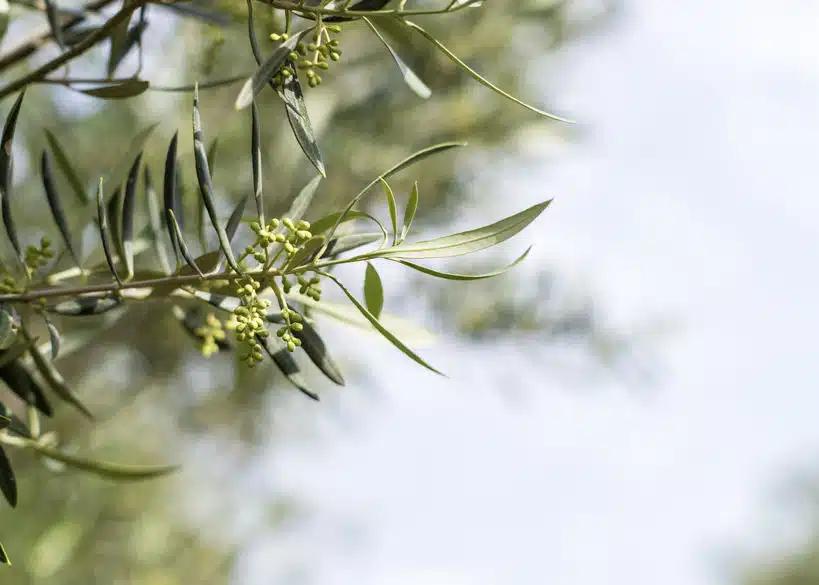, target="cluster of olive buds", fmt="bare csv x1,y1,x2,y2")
24,236,54,274
230,276,272,366
275,308,304,353
270,23,343,89
194,313,226,358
